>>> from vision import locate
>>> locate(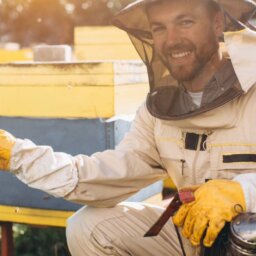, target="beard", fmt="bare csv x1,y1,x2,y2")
160,36,219,82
